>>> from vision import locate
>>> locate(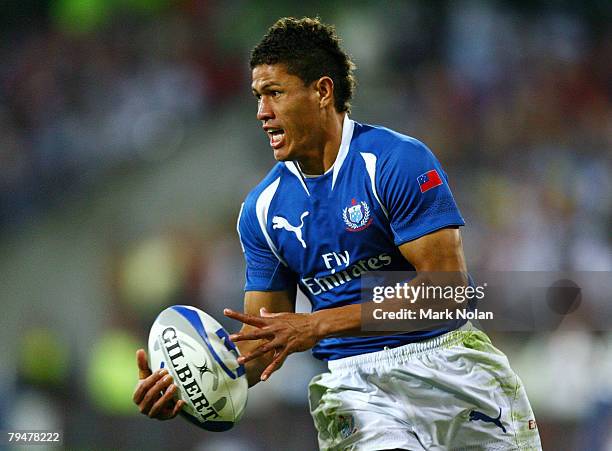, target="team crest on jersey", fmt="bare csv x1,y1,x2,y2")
342,199,372,232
